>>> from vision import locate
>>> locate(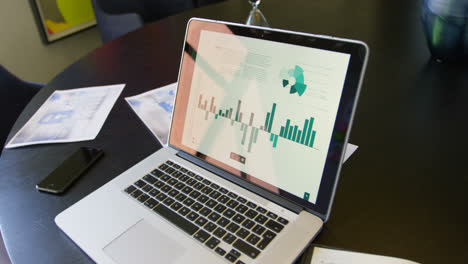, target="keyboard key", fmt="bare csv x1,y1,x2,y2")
242,219,256,230
172,171,183,178
163,197,175,206
187,171,196,177
193,230,210,243
186,179,197,186
160,174,171,182
134,180,146,188
233,239,260,259
202,179,211,185
130,189,143,198
230,249,241,258
233,214,246,224
167,178,178,186
152,204,198,235
215,247,226,256
237,197,247,204
227,200,239,209
168,189,180,198
256,206,267,214
175,193,187,202
179,207,190,216
209,190,221,199
228,192,238,199
189,190,201,199
205,237,220,249
155,193,167,201
226,223,240,233
191,202,203,212
225,253,238,263
165,167,175,175
194,182,205,190
187,211,199,221
143,174,158,184
217,217,230,227
208,212,221,222
149,189,160,197
265,219,284,233
222,233,236,244
217,195,230,204
266,212,278,219
246,201,256,208
174,182,185,190
245,209,258,219
235,204,248,214
252,225,266,236
172,163,180,169
154,181,164,189
197,195,209,204
246,234,261,245
183,198,195,207
195,217,208,227
166,160,174,165
277,217,289,225
219,187,229,194
236,228,250,239
199,207,212,217
179,175,189,182
210,183,220,190
180,168,188,173
257,230,276,250
161,185,172,193
158,164,169,171
170,202,183,211
206,199,217,208
204,222,217,232
223,209,236,219
236,260,246,264
142,185,153,193
213,227,227,238
182,186,193,194
194,175,203,181
255,214,268,225
213,204,227,214
151,169,164,177
144,198,158,209
124,185,136,194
